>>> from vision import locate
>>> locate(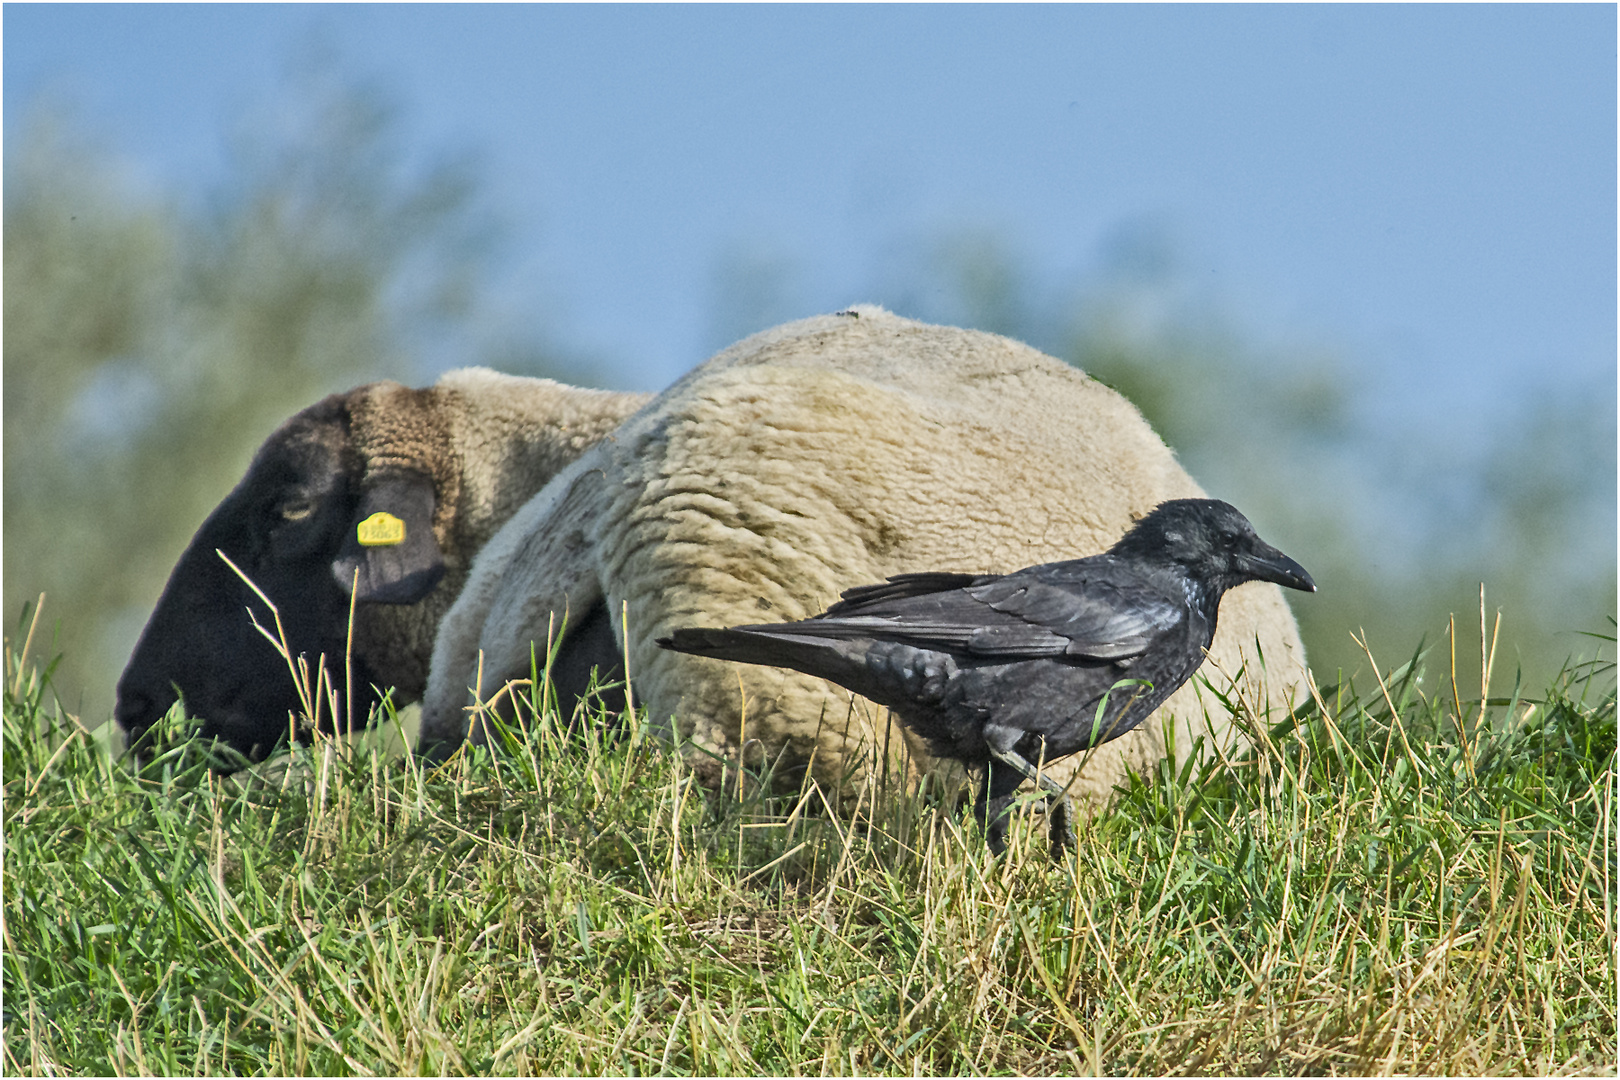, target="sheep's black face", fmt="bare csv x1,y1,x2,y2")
115,395,431,766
